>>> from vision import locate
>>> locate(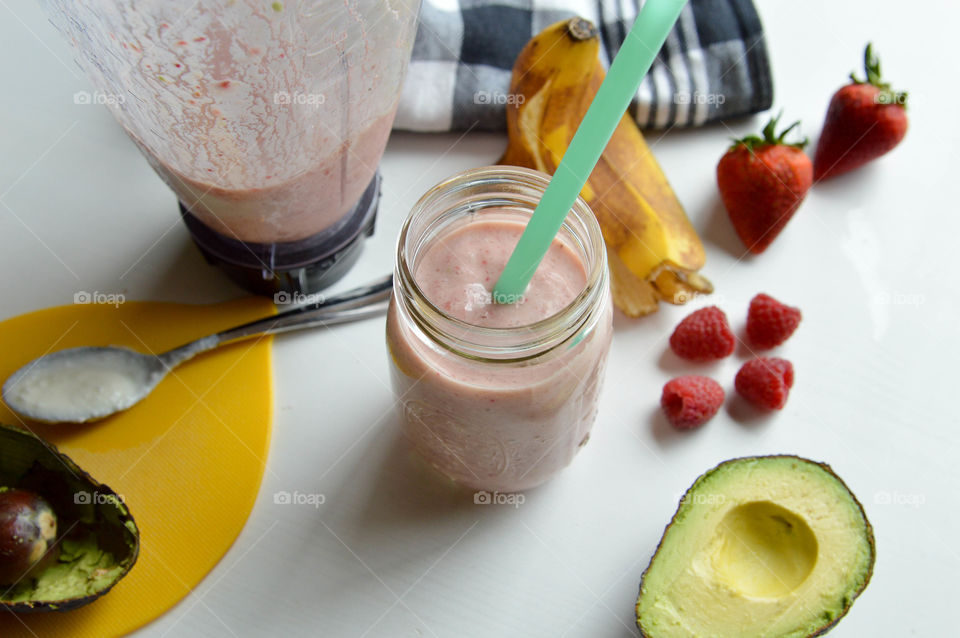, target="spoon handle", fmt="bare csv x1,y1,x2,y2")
158,275,393,367
217,274,393,343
